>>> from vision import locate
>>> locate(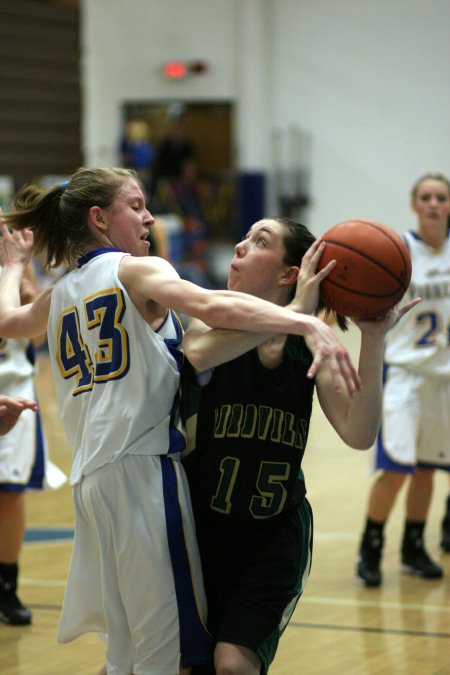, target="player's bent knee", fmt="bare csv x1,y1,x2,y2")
215,642,261,675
